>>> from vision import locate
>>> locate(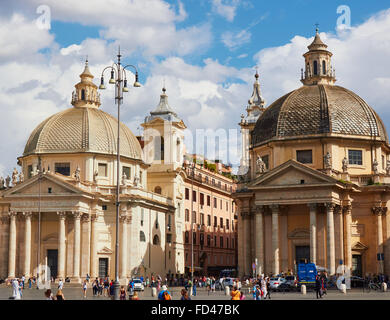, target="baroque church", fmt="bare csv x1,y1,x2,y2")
0,61,188,282
235,29,390,278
